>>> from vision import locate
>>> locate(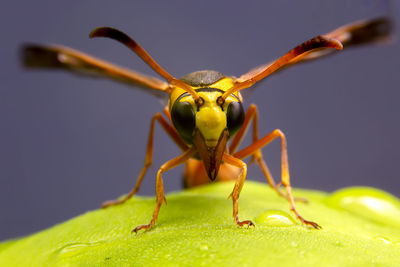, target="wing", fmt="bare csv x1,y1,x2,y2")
22,27,201,101
21,44,171,97
234,17,393,87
